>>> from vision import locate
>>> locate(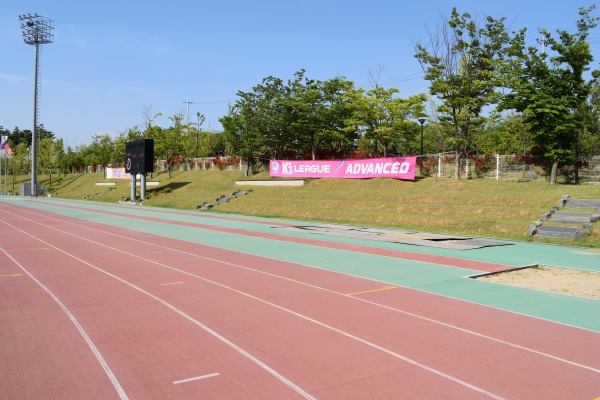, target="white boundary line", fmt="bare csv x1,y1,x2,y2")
1,210,503,399
73,220,600,375
0,218,316,400
10,202,600,375
0,246,130,400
